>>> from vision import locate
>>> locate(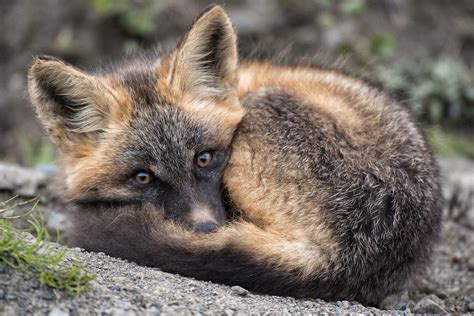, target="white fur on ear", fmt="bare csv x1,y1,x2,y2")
28,56,117,150
168,5,238,100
